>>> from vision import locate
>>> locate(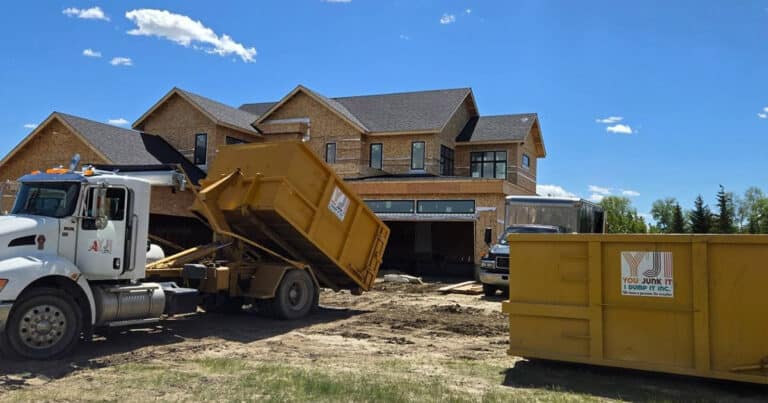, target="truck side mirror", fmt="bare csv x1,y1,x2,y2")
484,227,493,246
94,187,109,230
